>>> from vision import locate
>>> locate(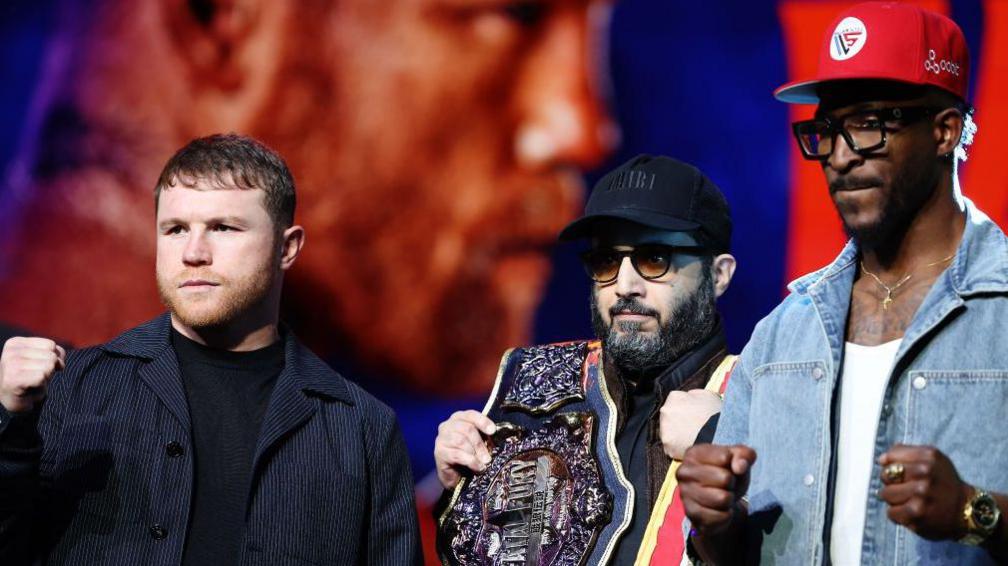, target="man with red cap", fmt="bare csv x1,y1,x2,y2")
678,2,1008,564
